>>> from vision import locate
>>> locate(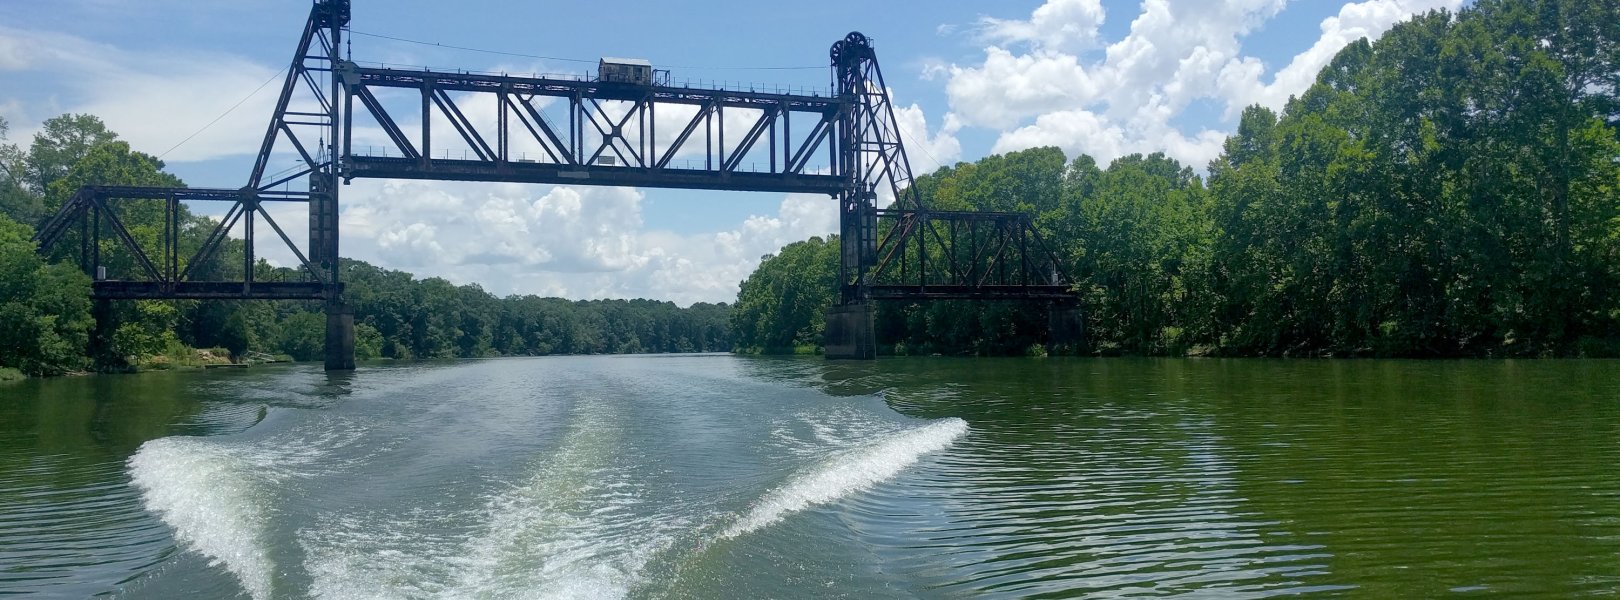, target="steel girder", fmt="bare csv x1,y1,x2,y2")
30,1,346,303
32,187,329,301
339,66,848,194
830,32,1074,305
863,209,1071,301
92,282,328,301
